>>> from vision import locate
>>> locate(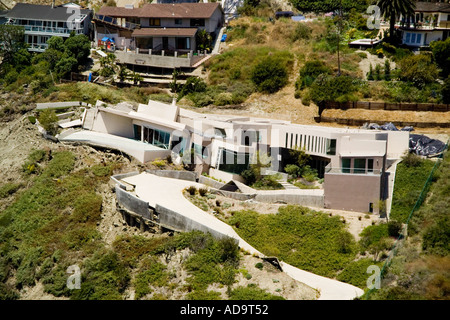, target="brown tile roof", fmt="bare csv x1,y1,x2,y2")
415,1,450,13
132,27,198,37
98,3,221,19
97,6,141,17
138,3,220,18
